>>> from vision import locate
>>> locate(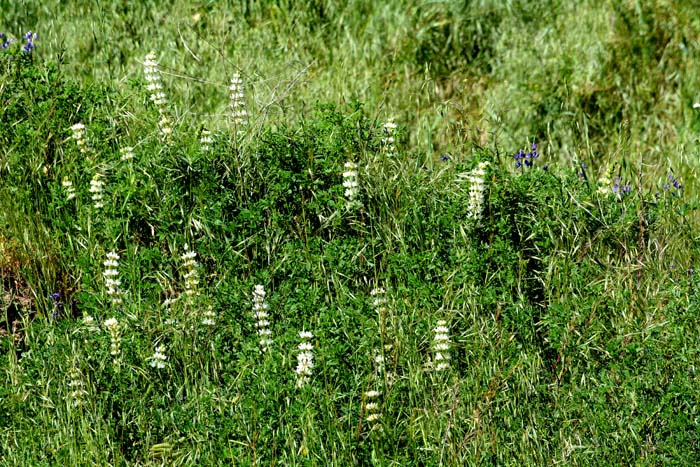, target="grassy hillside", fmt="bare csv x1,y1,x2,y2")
1,1,699,465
